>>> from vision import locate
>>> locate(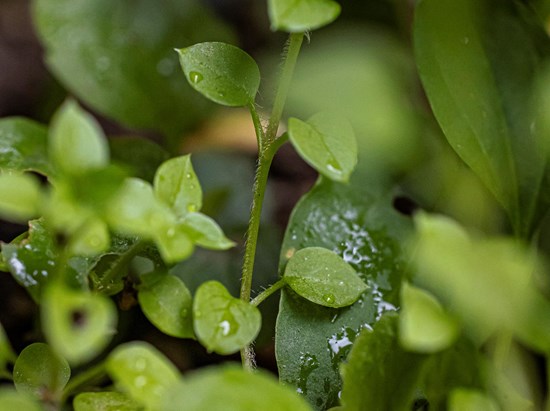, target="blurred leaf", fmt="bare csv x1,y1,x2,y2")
0,322,15,375
42,283,117,364
0,173,42,222
33,0,235,138
110,137,169,183
288,112,357,183
74,391,142,411
138,272,194,338
177,42,260,107
162,366,313,411
193,281,261,355
13,343,70,403
0,388,43,411
69,165,128,211
448,389,500,411
68,217,110,256
106,342,179,410
268,0,340,32
0,118,52,176
283,247,367,308
180,212,235,250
